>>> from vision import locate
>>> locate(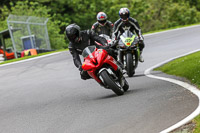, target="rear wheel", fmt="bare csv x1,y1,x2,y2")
100,70,124,96
126,53,134,77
